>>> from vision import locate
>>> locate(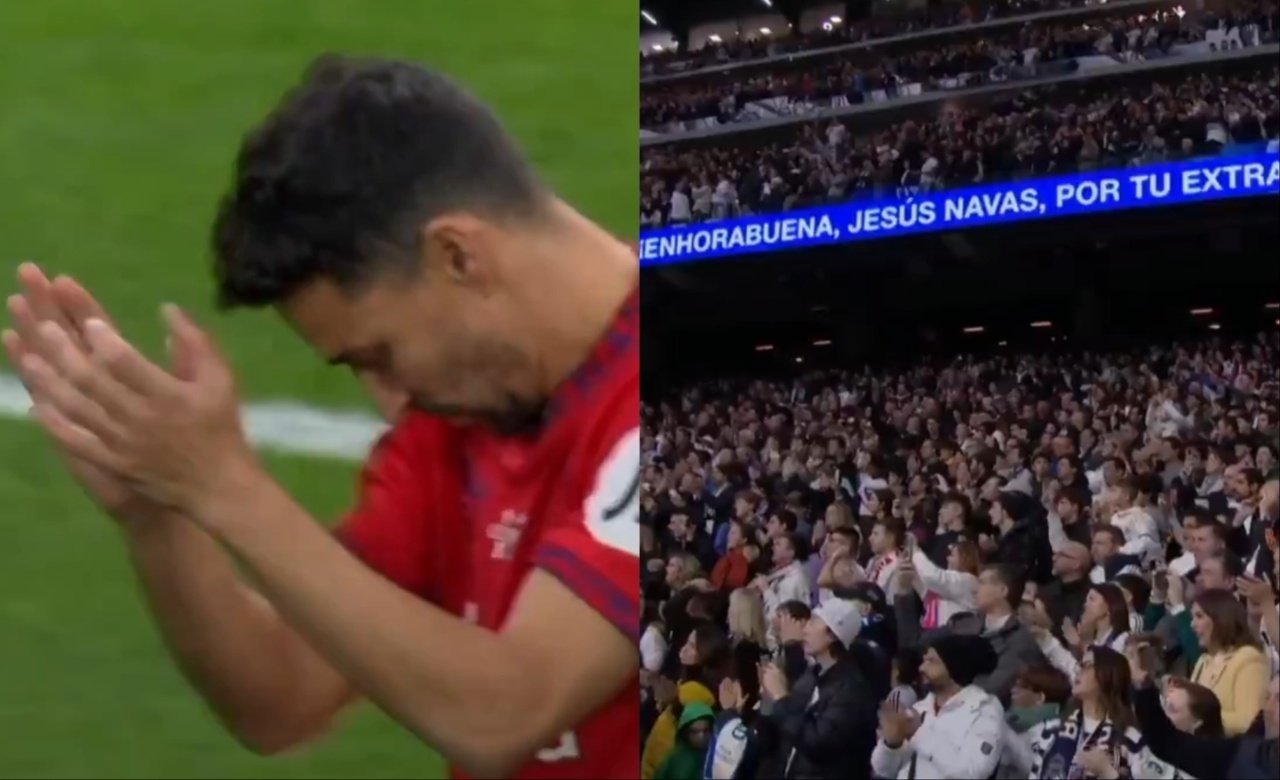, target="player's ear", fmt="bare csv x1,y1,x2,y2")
421,214,496,294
